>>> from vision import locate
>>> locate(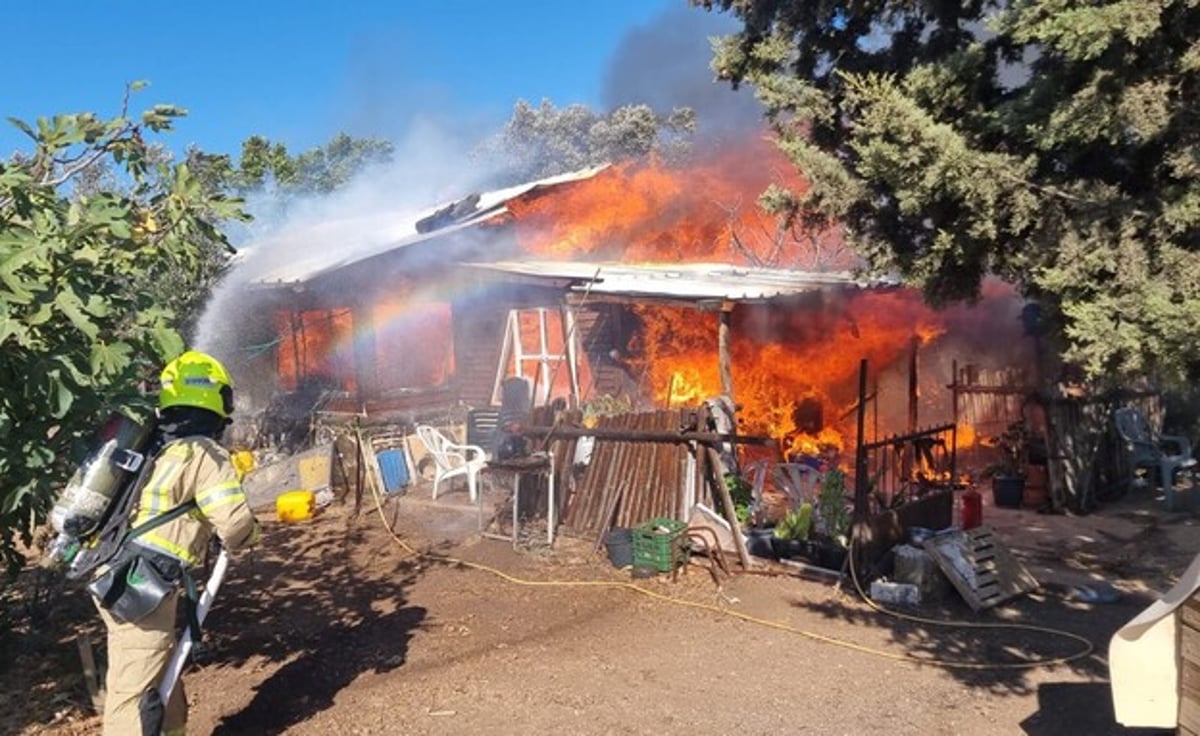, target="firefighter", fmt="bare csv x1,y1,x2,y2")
93,350,261,736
